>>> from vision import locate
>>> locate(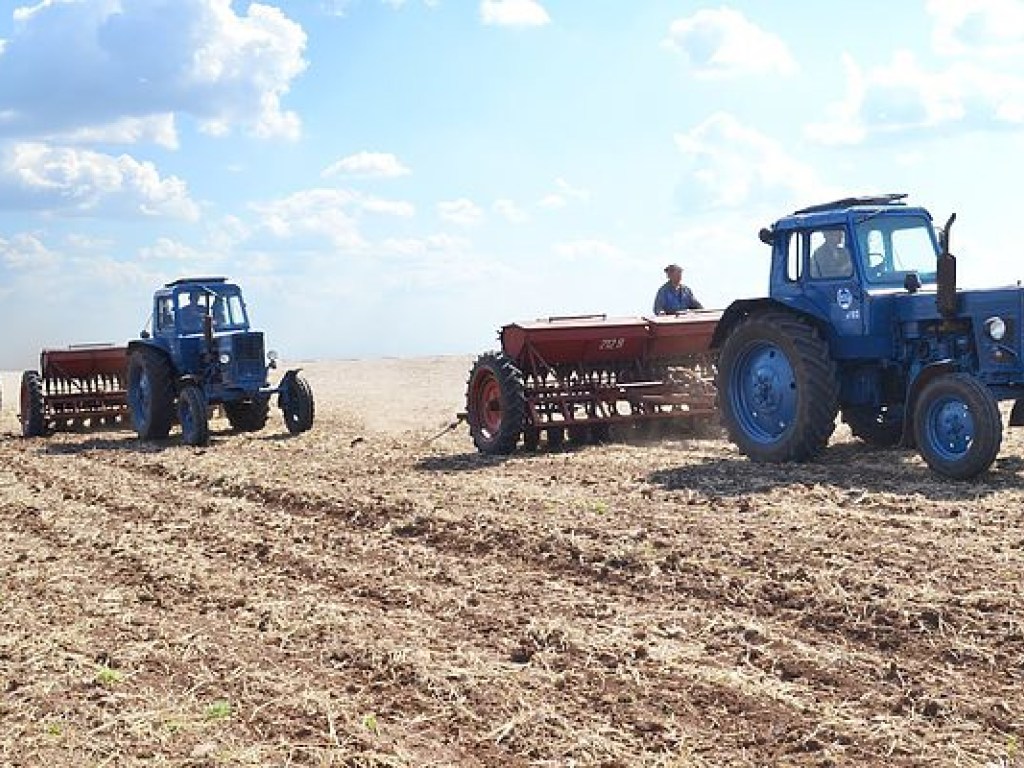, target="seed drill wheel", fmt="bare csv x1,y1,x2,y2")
177,384,210,447
466,351,525,454
717,311,839,463
19,371,46,438
127,348,175,440
281,374,315,434
913,373,1001,480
